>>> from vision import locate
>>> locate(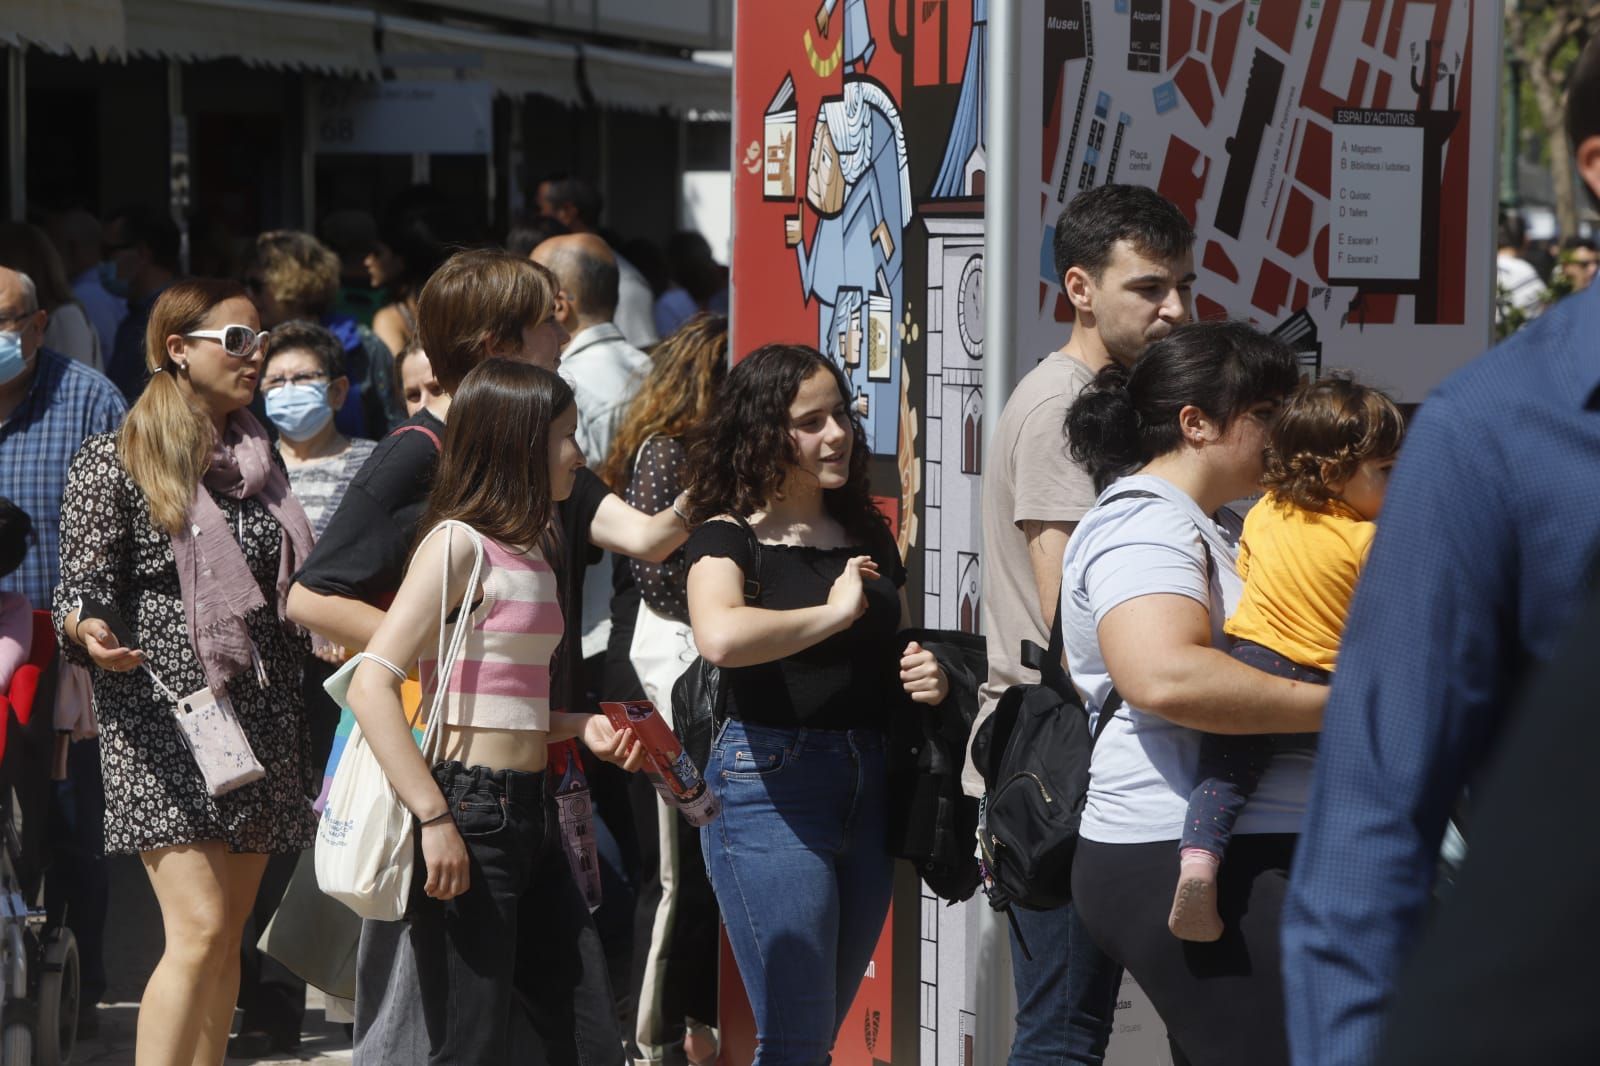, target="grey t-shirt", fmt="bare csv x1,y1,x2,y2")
282,438,377,539
963,351,1099,798
1061,476,1311,842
